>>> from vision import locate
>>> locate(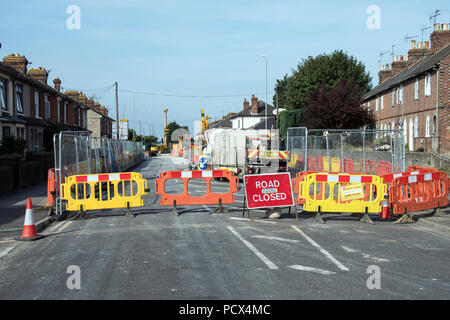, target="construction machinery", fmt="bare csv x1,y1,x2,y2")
150,108,170,153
